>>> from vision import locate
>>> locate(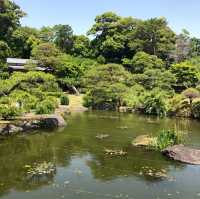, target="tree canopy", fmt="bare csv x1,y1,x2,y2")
1,0,200,117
